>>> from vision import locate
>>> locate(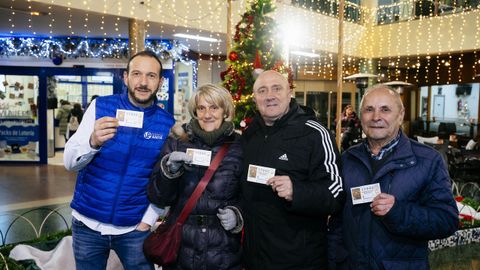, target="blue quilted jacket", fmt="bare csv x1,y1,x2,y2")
331,132,458,270
71,93,174,226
